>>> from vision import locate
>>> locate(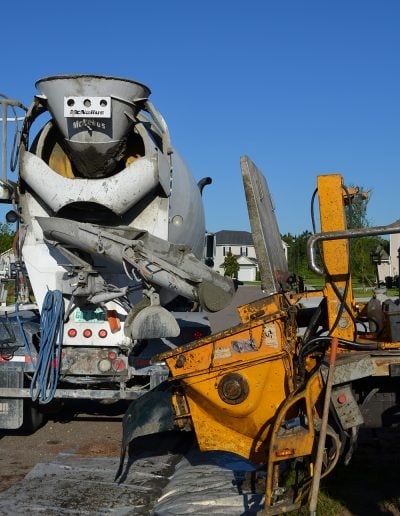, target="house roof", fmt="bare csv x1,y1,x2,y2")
219,255,258,268
237,255,258,266
215,230,253,246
